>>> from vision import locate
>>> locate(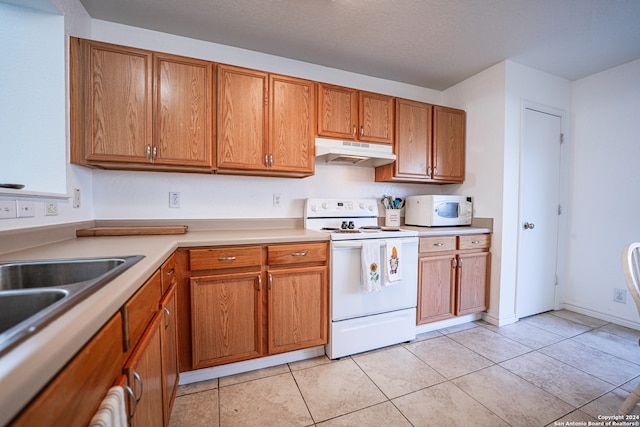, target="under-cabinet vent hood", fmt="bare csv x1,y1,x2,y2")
315,138,396,167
